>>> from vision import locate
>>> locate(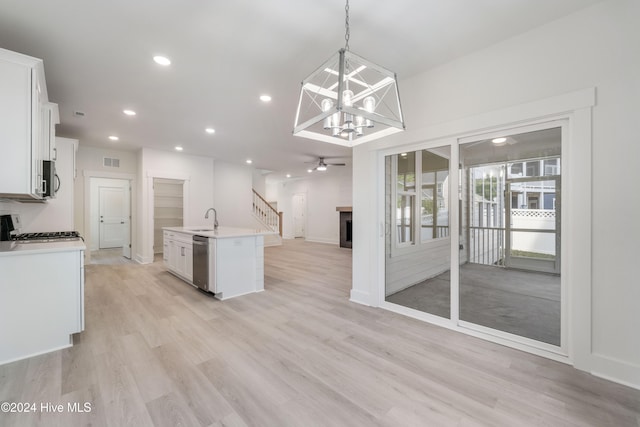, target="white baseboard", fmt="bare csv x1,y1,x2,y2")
591,353,640,390
349,289,371,306
135,254,154,264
